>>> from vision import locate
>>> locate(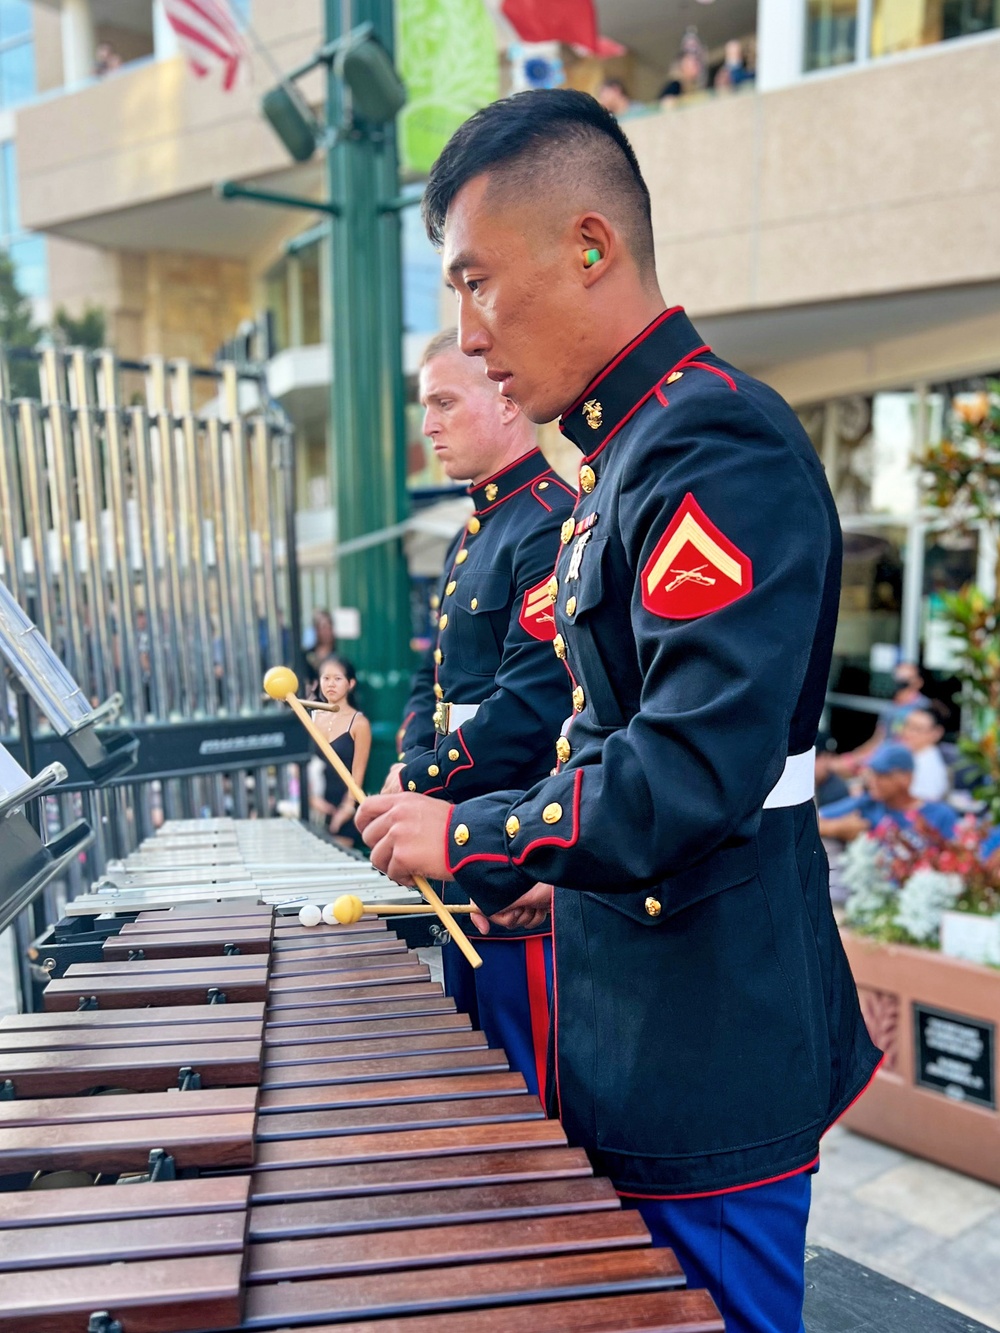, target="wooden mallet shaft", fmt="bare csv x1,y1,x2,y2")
355,903,476,916
278,686,483,969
